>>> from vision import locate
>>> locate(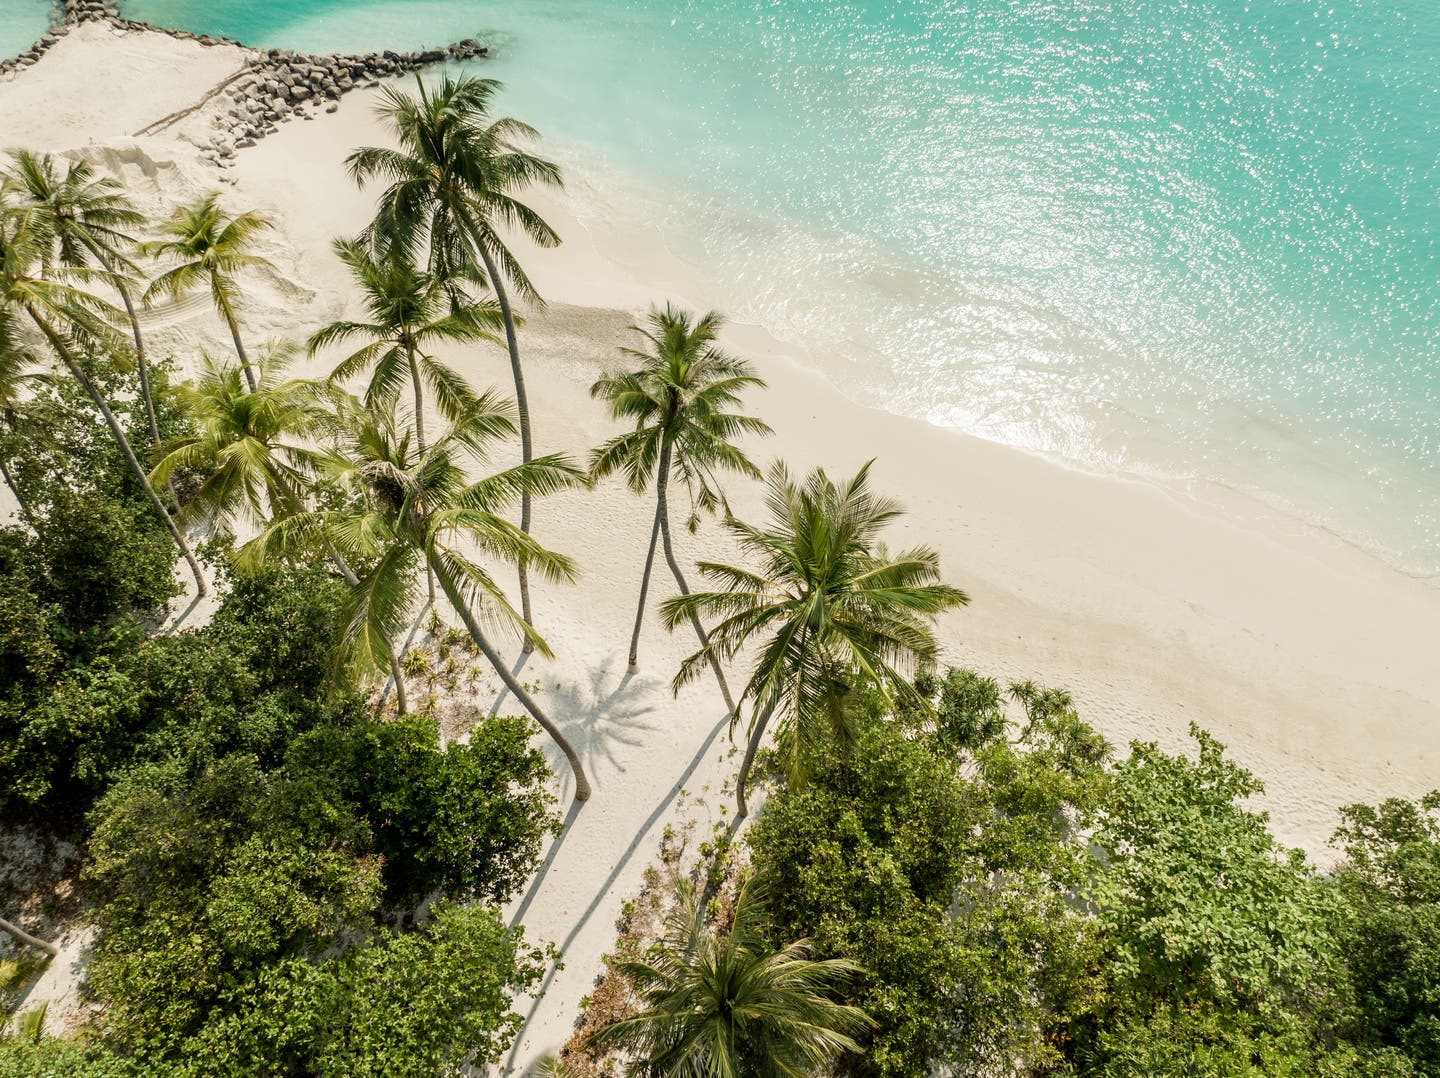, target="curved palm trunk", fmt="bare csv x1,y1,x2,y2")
78,235,161,448
0,457,35,527
627,501,663,673
0,915,57,957
734,701,776,818
656,442,737,719
474,243,536,644
405,341,437,610
117,284,161,446
27,306,207,598
433,560,591,802
217,290,258,393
